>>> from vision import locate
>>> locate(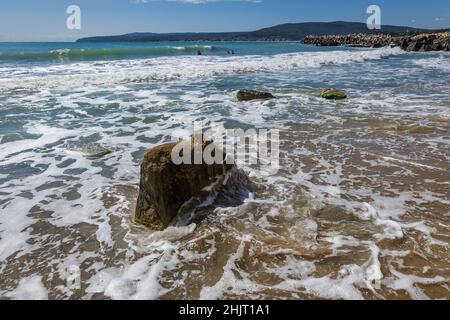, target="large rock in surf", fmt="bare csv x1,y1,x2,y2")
320,88,347,100
135,136,250,230
236,90,275,101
